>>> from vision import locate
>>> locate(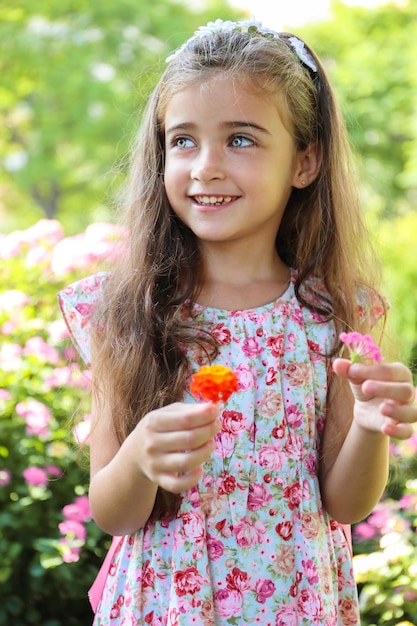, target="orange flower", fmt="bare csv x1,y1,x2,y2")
190,365,238,402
